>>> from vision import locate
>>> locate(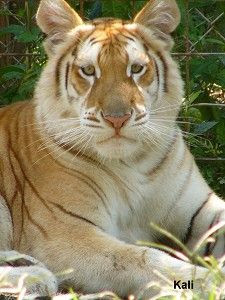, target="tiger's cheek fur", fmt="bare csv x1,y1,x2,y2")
70,65,91,96
138,60,155,88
